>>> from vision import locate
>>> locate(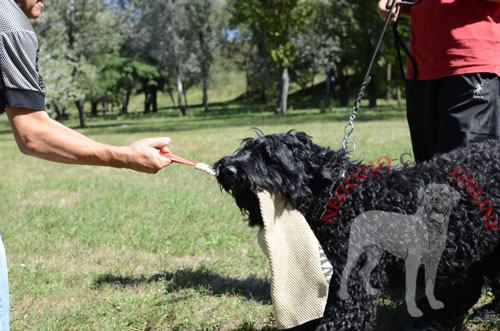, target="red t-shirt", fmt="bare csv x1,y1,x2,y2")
408,0,500,80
